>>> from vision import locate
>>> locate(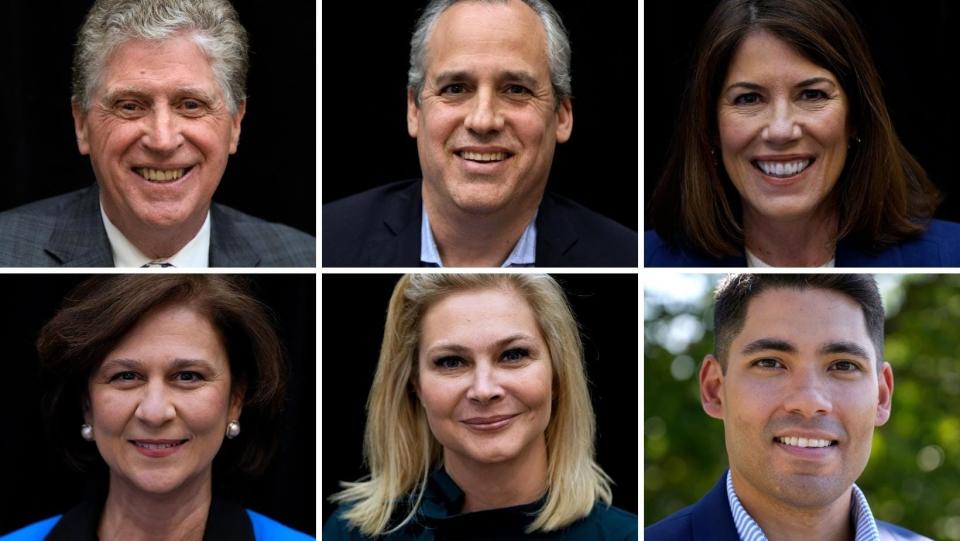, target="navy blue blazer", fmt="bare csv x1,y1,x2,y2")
645,475,931,541
645,219,960,267
323,180,638,267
